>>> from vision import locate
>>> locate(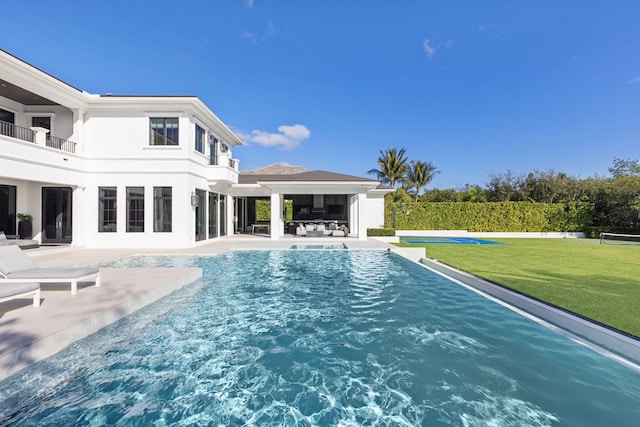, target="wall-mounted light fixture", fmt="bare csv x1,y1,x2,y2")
191,192,199,207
